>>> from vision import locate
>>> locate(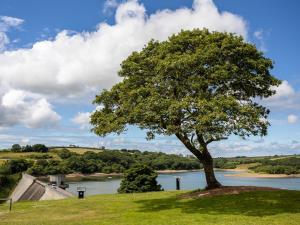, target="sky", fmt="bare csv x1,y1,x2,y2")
0,0,299,157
